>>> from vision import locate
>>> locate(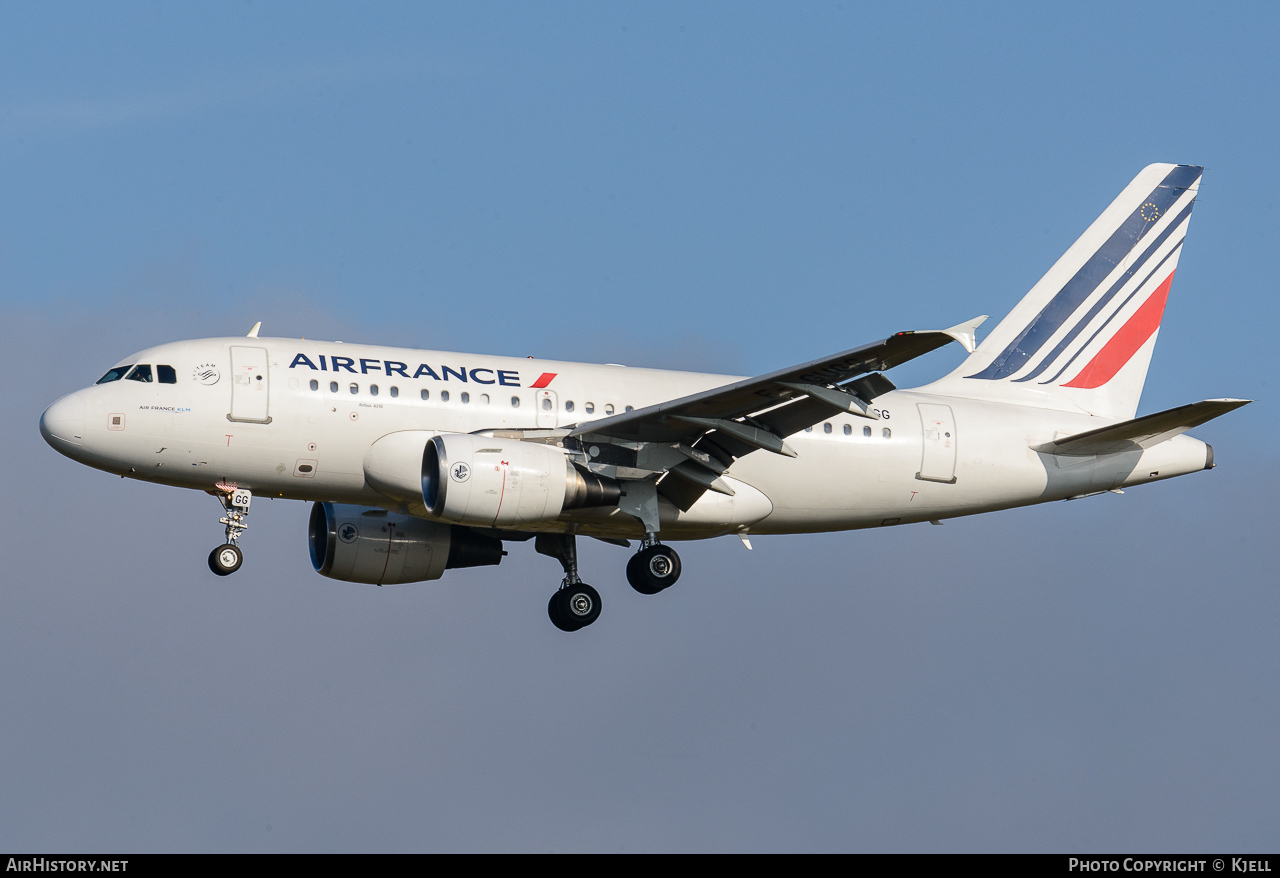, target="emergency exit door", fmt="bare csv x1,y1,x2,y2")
916,403,956,483
228,346,272,424
536,389,558,428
